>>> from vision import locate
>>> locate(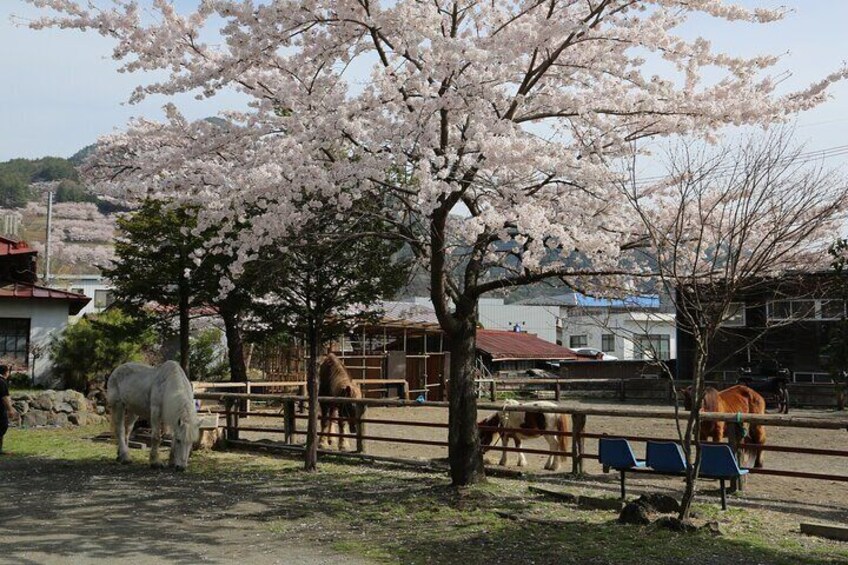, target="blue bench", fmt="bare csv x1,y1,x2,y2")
598,437,646,499
699,443,749,510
